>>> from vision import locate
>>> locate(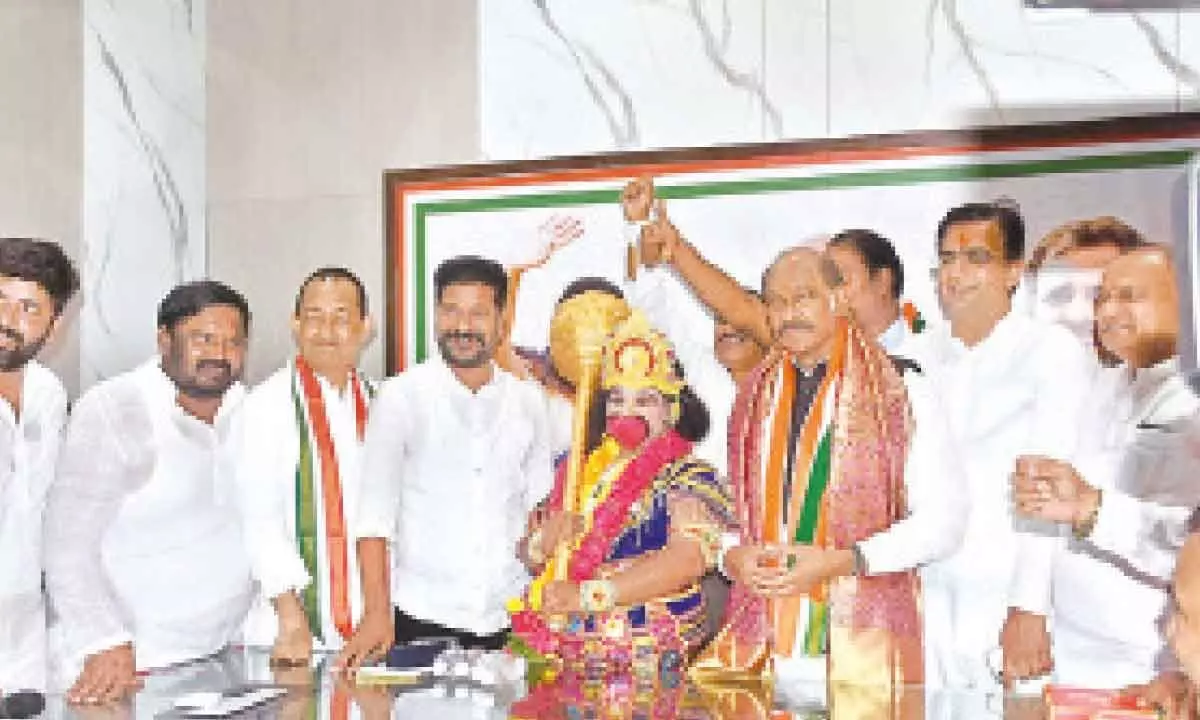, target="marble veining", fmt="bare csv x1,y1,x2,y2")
688,0,783,138
1131,13,1200,98
530,0,640,148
